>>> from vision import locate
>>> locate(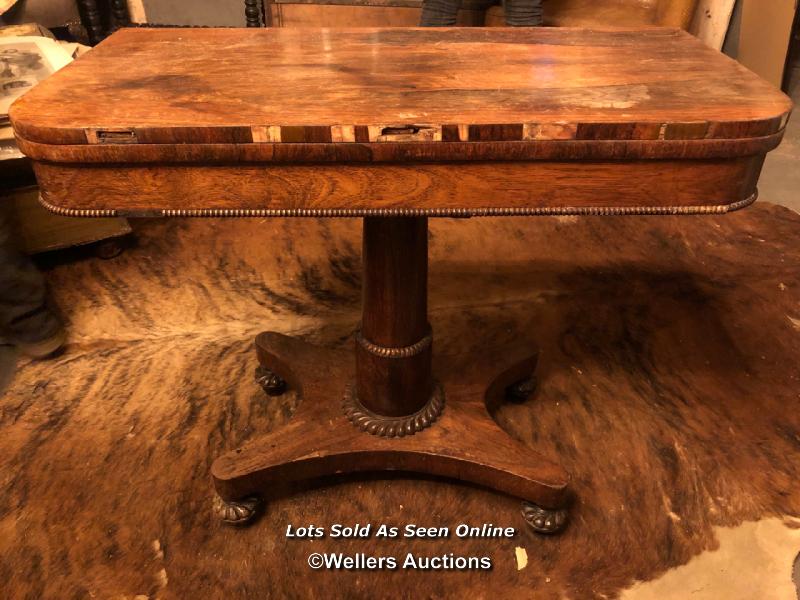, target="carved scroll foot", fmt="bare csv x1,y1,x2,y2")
521,501,568,534
255,365,286,396
212,494,263,526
